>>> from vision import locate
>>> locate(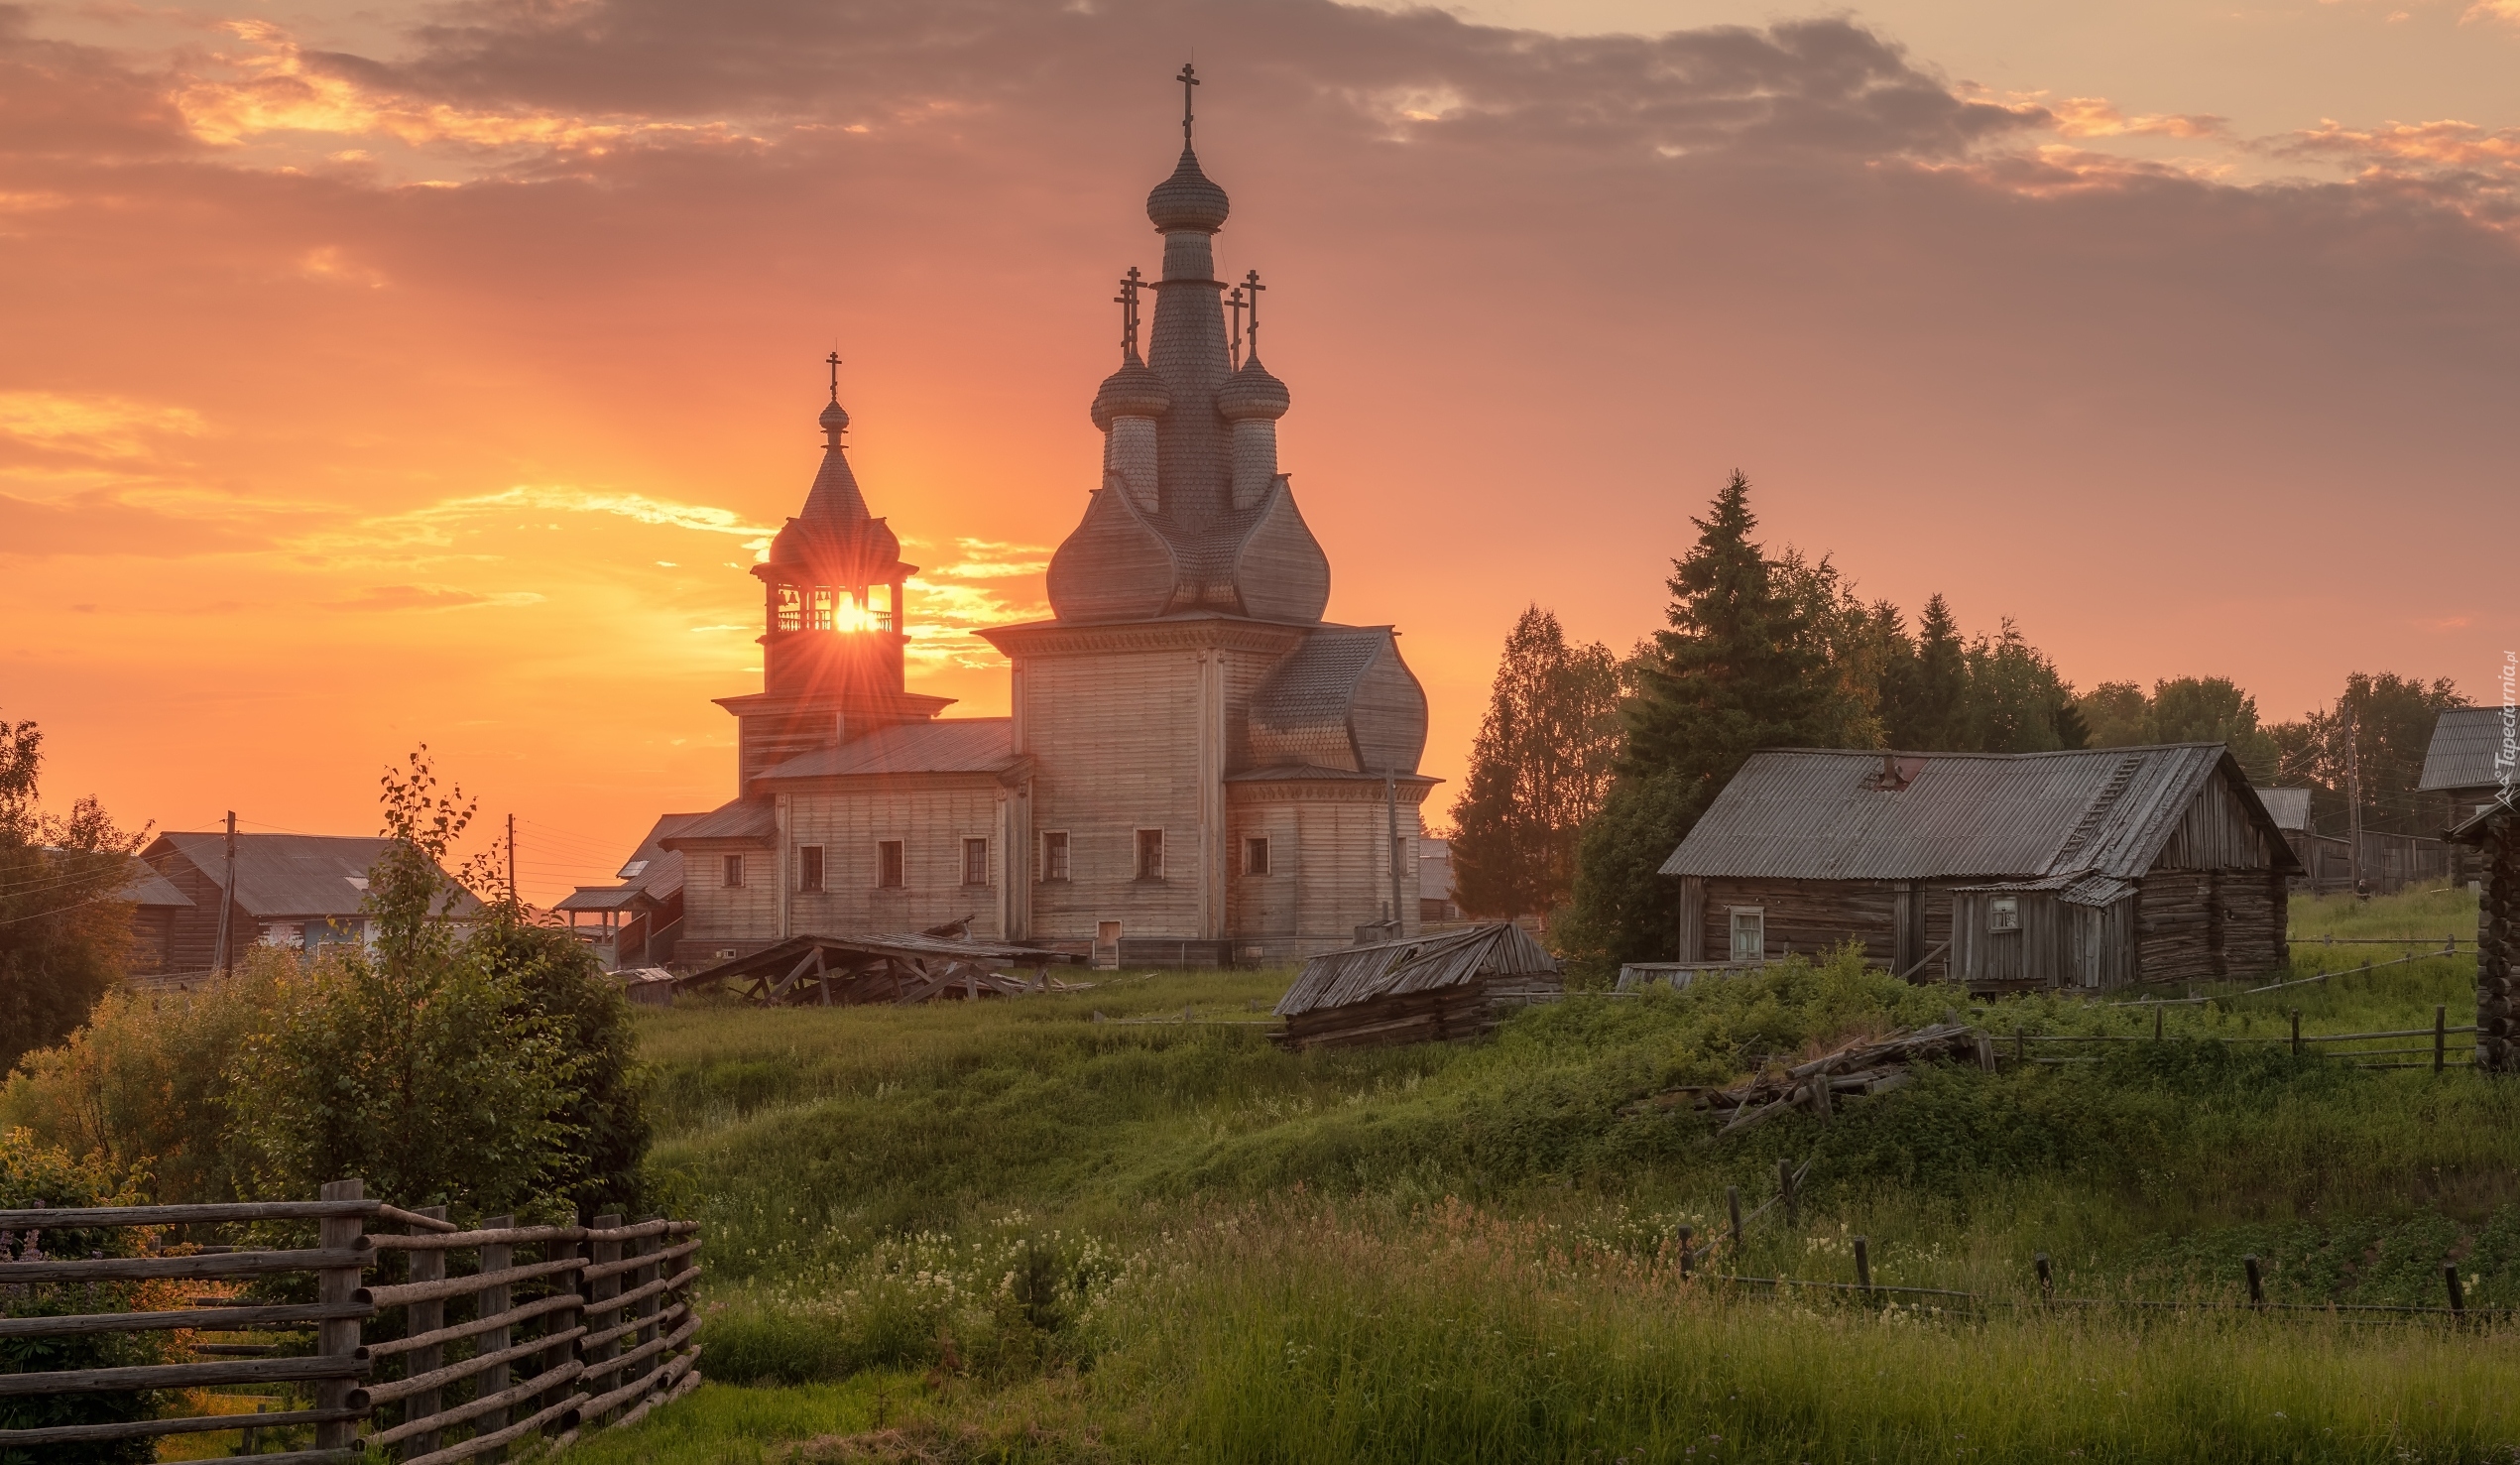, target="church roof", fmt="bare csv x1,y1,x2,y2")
1250,628,1388,728
756,718,1019,782
659,796,778,847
